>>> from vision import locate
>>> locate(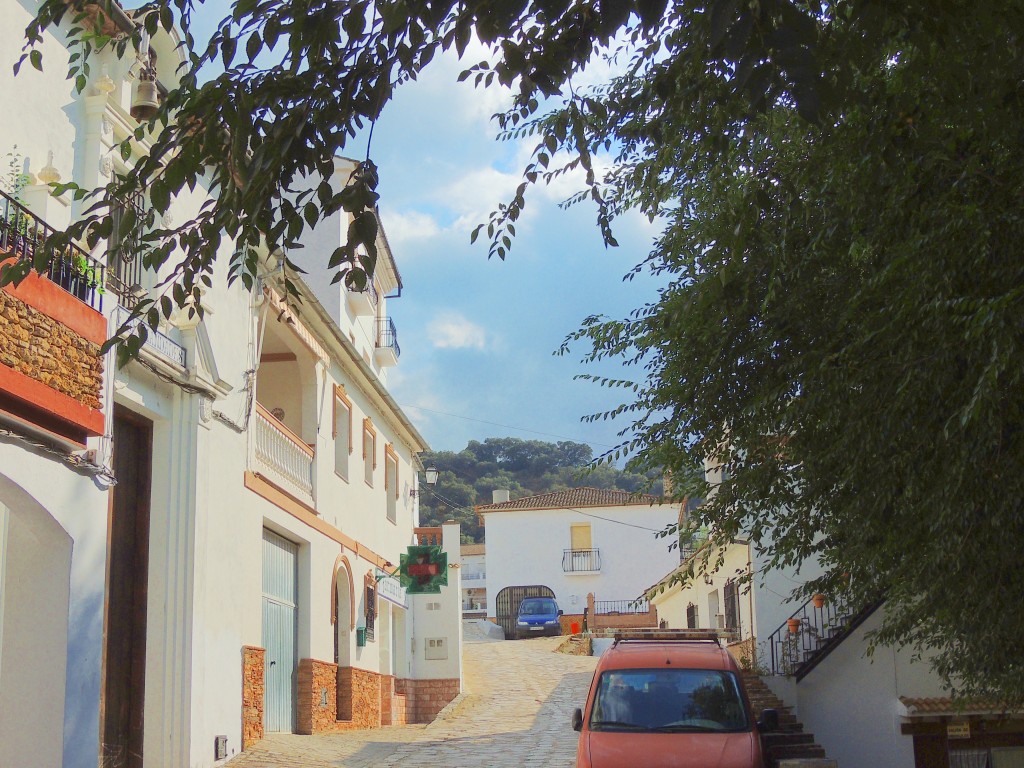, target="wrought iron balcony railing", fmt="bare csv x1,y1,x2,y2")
563,548,602,572
376,316,400,359
594,598,649,615
0,189,105,311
